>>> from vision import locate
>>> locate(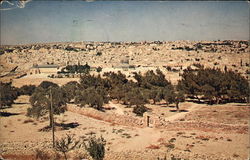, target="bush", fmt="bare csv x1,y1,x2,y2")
96,52,102,56
84,136,106,160
19,85,36,96
55,134,80,160
35,149,51,160
96,66,102,73
0,82,19,108
133,105,148,116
